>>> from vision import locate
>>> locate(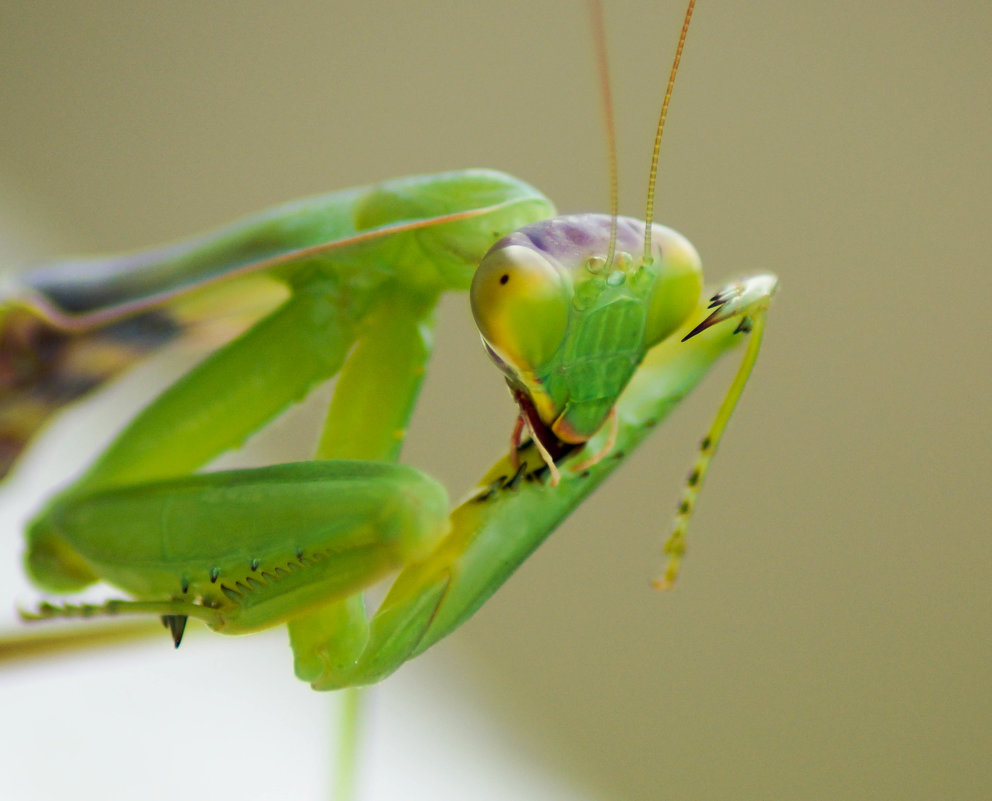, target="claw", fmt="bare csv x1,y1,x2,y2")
161,614,188,648
682,274,777,342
